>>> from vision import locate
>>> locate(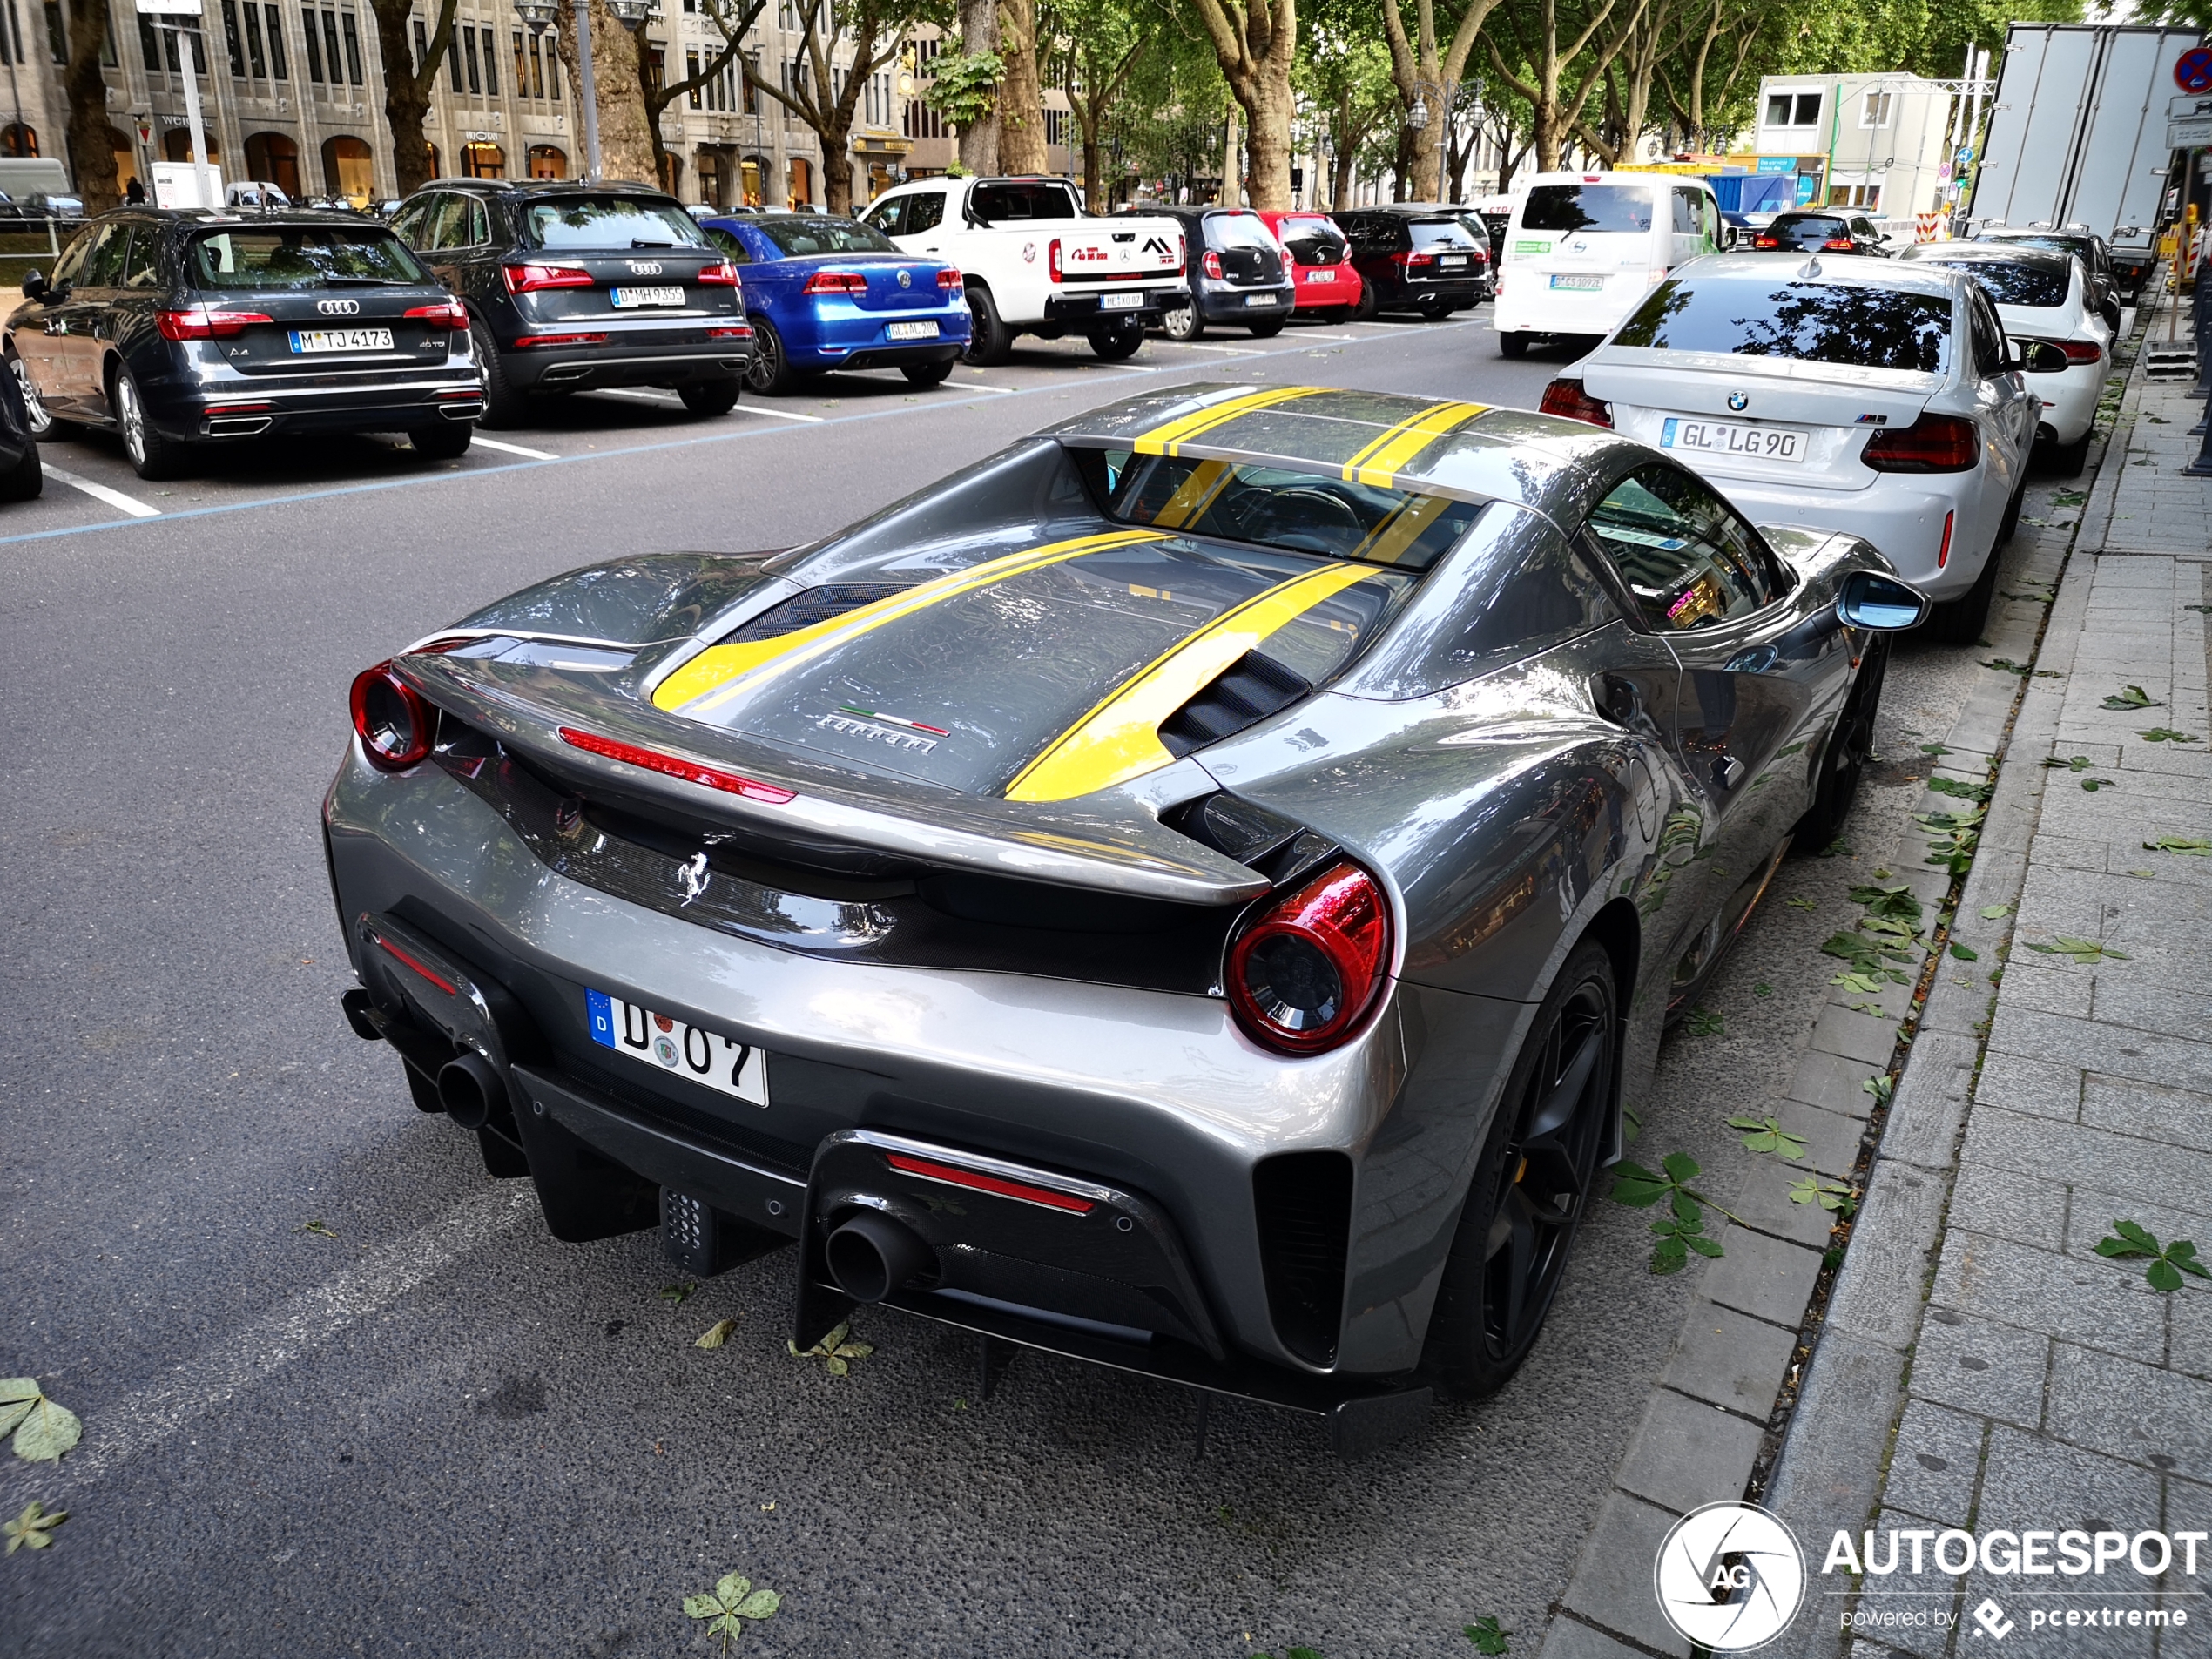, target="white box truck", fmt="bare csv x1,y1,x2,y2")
1972,22,2202,301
